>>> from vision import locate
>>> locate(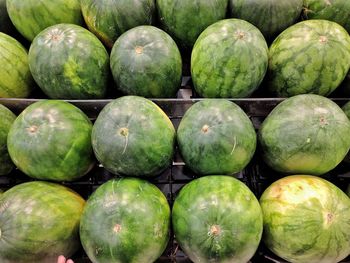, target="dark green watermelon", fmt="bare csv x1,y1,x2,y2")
268,20,350,97
7,100,94,181
28,24,110,99
0,181,85,263
0,32,34,97
81,0,155,48
191,19,268,98
0,104,15,175
110,26,182,98
177,100,256,175
259,94,350,175
173,176,263,262
80,178,170,263
156,0,228,48
91,96,175,177
302,0,350,32
260,175,350,263
229,0,303,41
6,0,83,41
